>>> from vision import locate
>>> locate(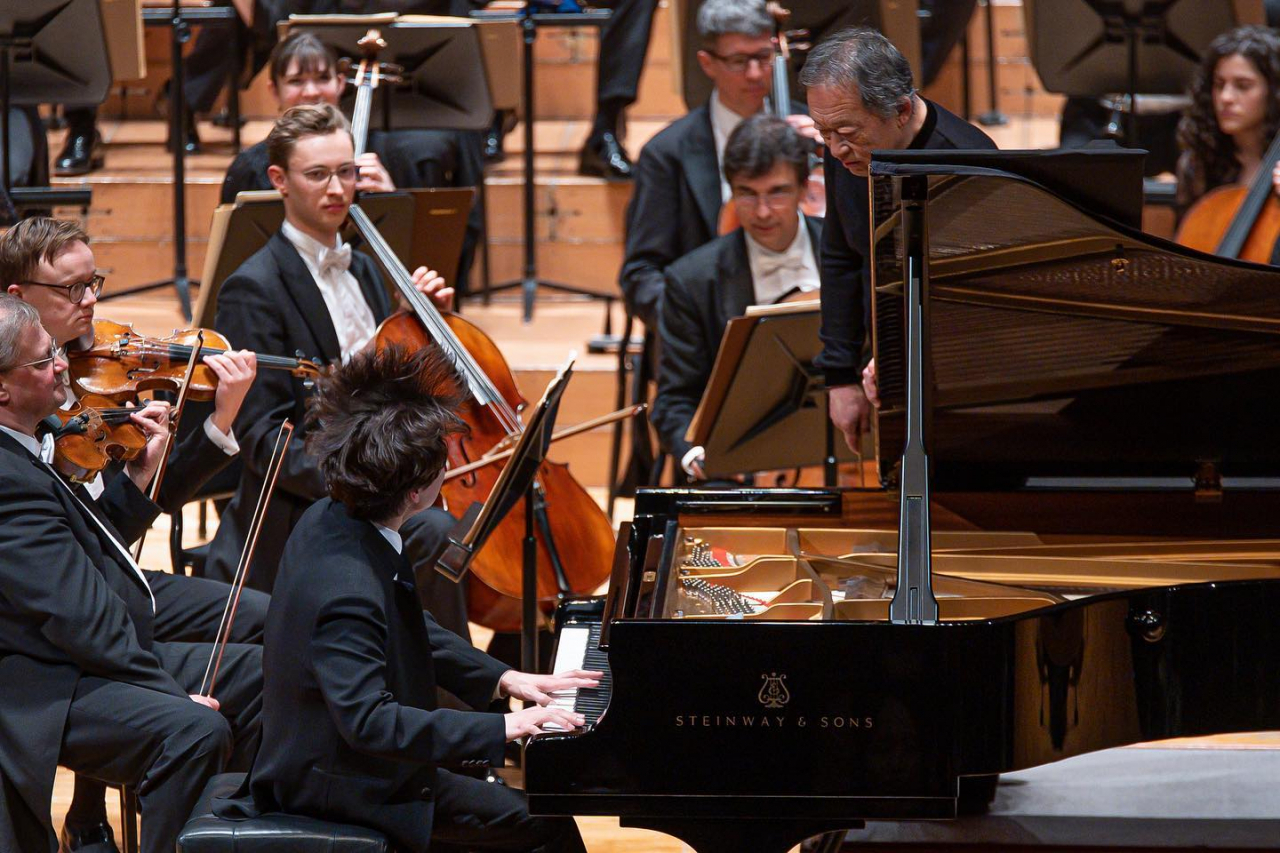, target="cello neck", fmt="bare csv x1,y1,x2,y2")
1217,130,1280,258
